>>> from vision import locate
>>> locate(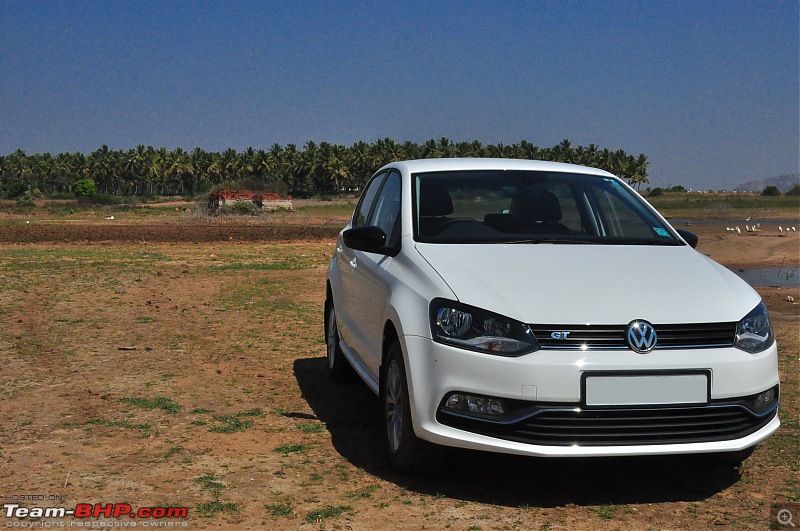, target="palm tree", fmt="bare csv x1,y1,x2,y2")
630,154,650,190
347,141,372,186
1,138,650,199
438,137,454,158
553,139,574,163
89,145,114,194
